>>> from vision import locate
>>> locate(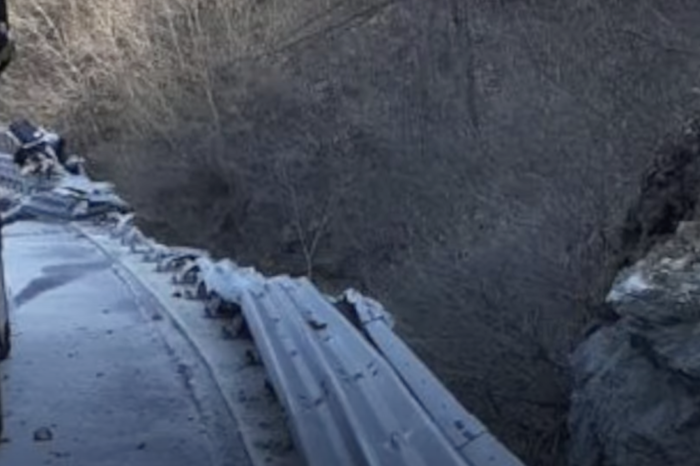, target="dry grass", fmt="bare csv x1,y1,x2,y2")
0,0,385,142
4,2,700,466
1,0,252,141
